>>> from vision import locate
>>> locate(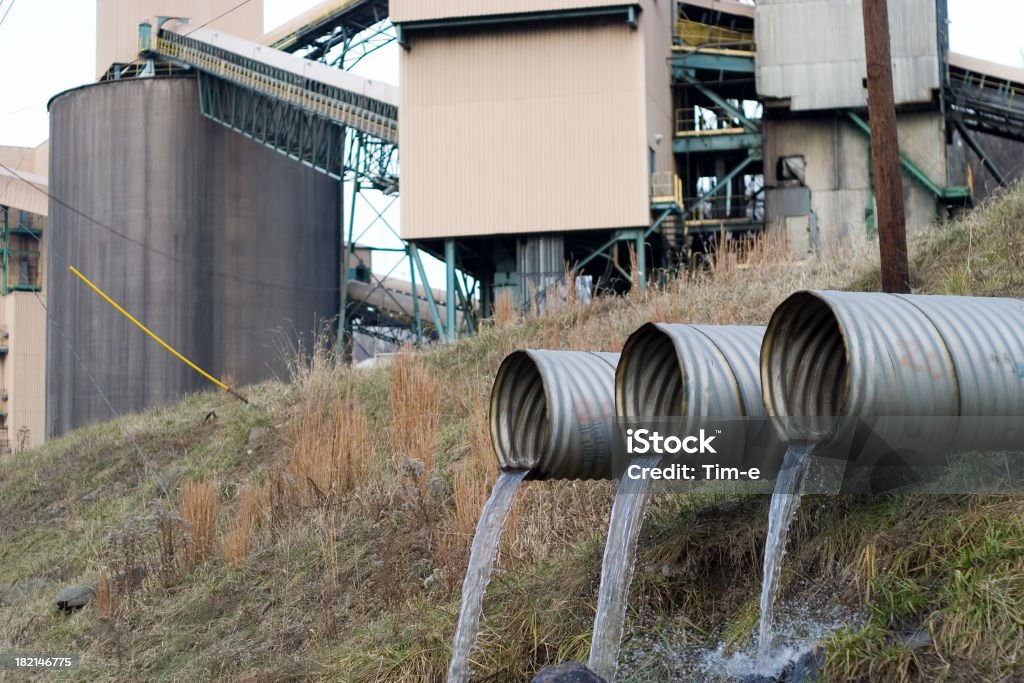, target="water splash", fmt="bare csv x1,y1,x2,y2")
616,602,860,682
447,469,528,683
588,456,660,681
755,443,814,672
